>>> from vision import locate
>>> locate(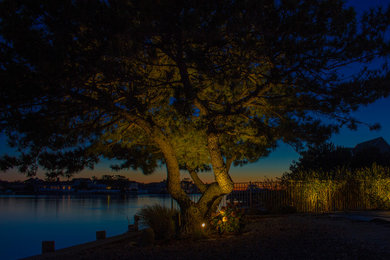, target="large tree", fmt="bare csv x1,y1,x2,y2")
1,0,390,234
